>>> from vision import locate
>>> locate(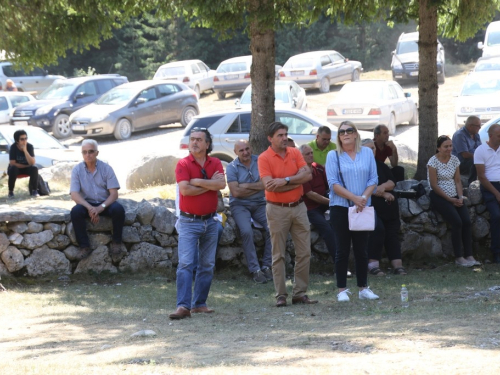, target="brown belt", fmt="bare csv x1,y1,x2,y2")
266,198,303,207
